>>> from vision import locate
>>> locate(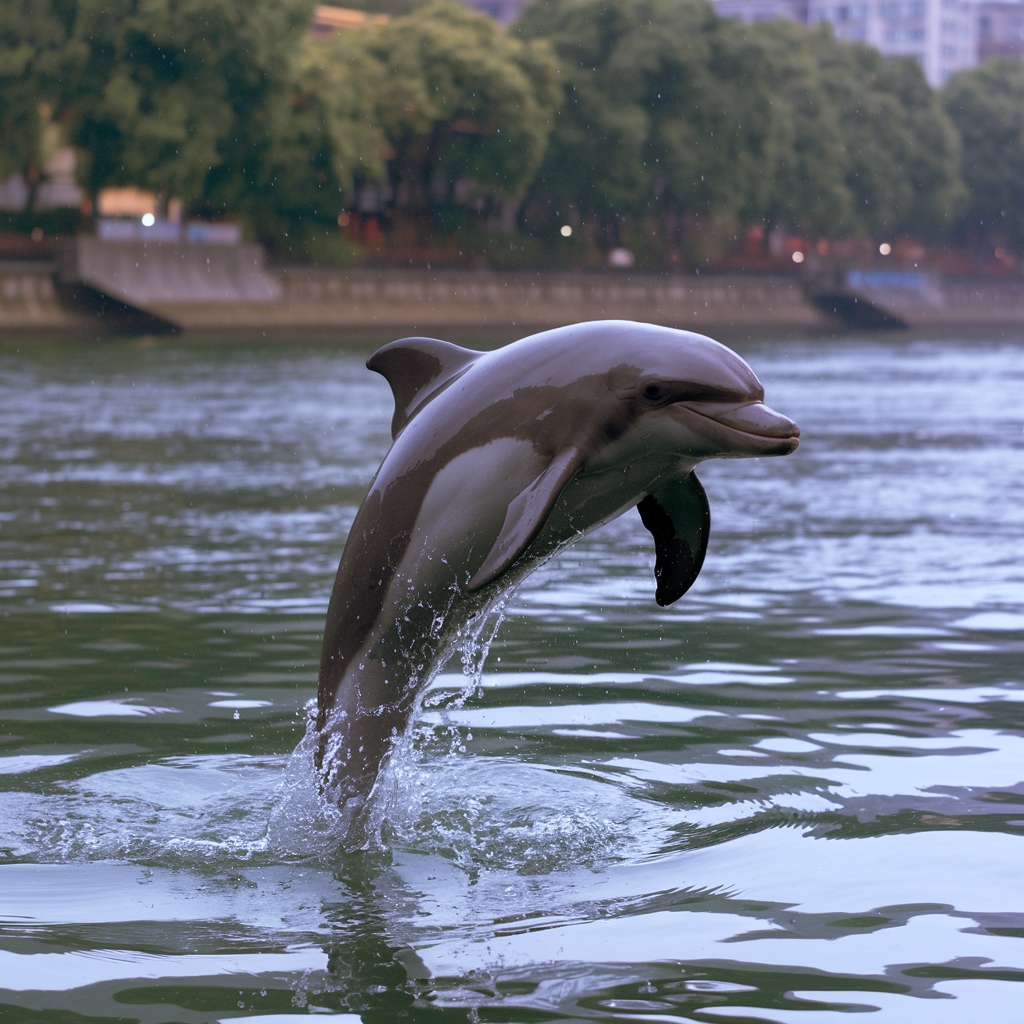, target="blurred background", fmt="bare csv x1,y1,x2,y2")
2,0,1023,276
